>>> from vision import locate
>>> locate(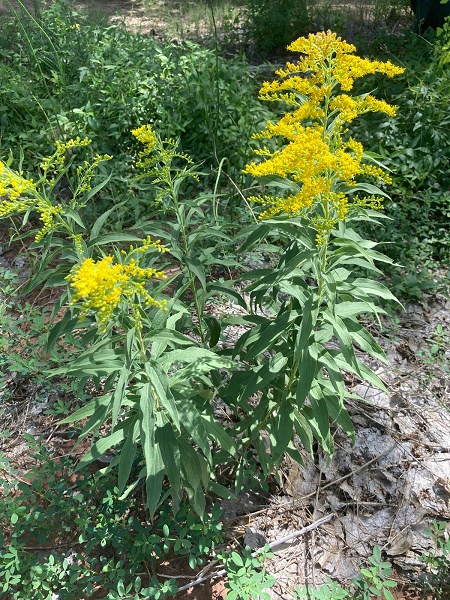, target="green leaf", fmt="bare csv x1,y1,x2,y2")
323,310,359,373
46,312,79,353
88,233,142,247
156,419,181,494
118,418,139,492
237,223,270,253
83,173,112,203
185,256,206,291
139,384,163,517
294,294,318,358
271,399,294,463
64,208,86,229
203,316,221,348
324,393,355,440
162,348,233,382
207,282,248,310
343,318,387,364
348,181,390,197
308,385,333,455
222,353,288,405
200,414,236,457
89,198,124,241
145,363,180,432
76,426,127,469
178,437,207,516
245,310,301,361
351,278,401,304
295,343,319,408
59,393,112,424
175,398,212,463
111,367,130,430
